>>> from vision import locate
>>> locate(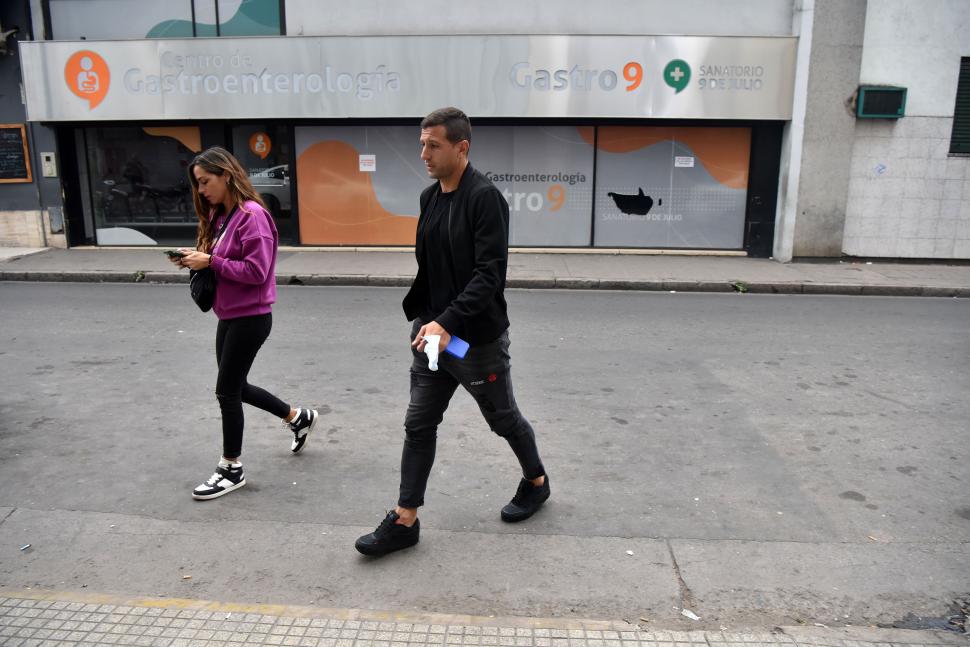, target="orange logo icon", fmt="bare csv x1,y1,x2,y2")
65,50,110,109
250,132,272,159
